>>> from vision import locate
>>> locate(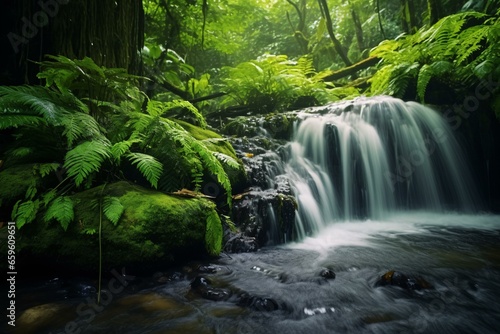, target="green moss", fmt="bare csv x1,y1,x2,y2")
17,181,221,272
0,164,40,204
